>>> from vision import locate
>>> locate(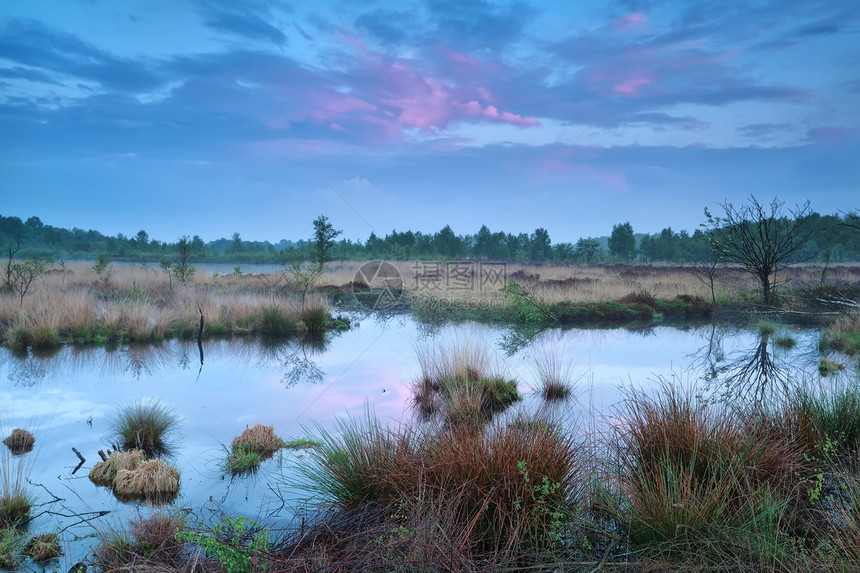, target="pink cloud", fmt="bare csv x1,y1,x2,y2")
456,101,540,127
300,43,540,140
614,12,647,30
612,76,652,95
